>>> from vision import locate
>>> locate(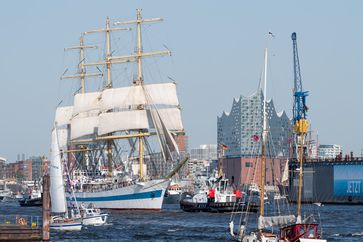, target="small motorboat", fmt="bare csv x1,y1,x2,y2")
70,203,108,226
19,188,42,207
